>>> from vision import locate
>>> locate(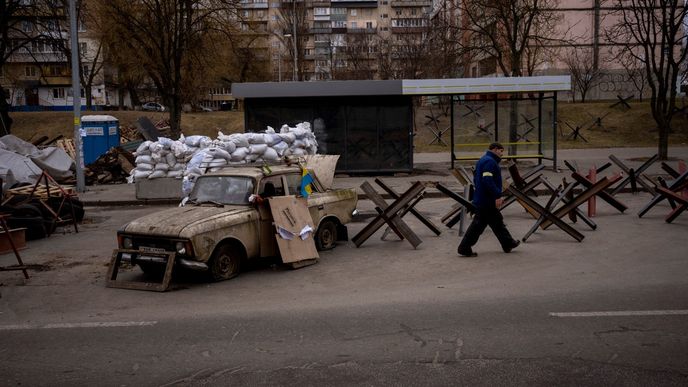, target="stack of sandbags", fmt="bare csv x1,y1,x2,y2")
130,137,192,181
130,122,319,195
